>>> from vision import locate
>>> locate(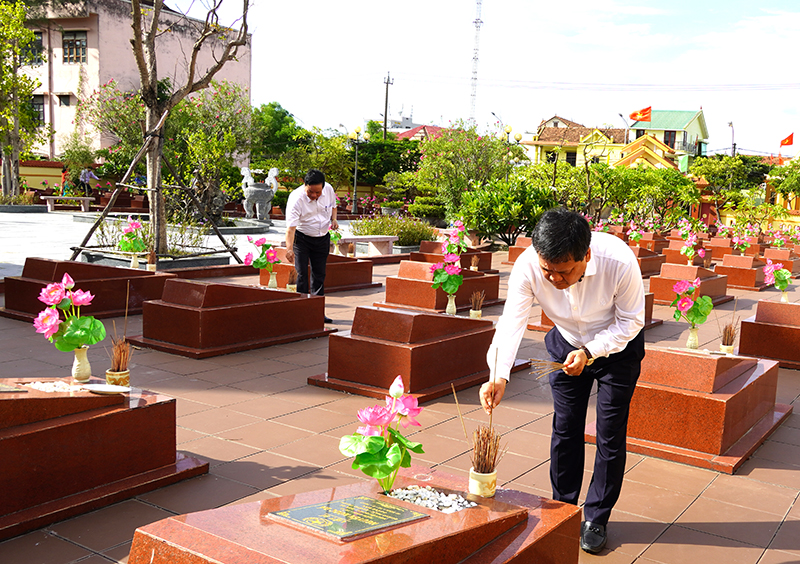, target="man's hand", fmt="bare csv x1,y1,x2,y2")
479,379,507,414
563,349,589,376
331,218,339,230
285,249,294,262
